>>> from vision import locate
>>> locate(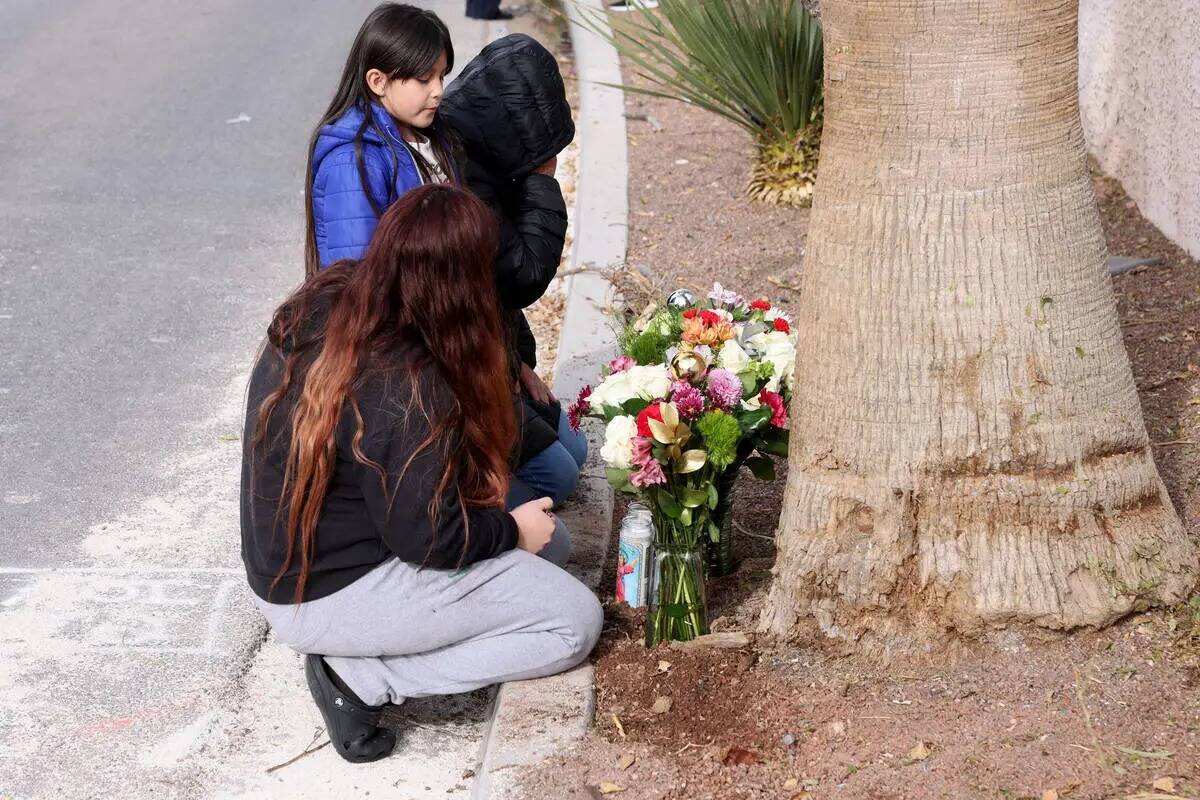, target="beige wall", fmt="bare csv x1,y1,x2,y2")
1078,0,1200,258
